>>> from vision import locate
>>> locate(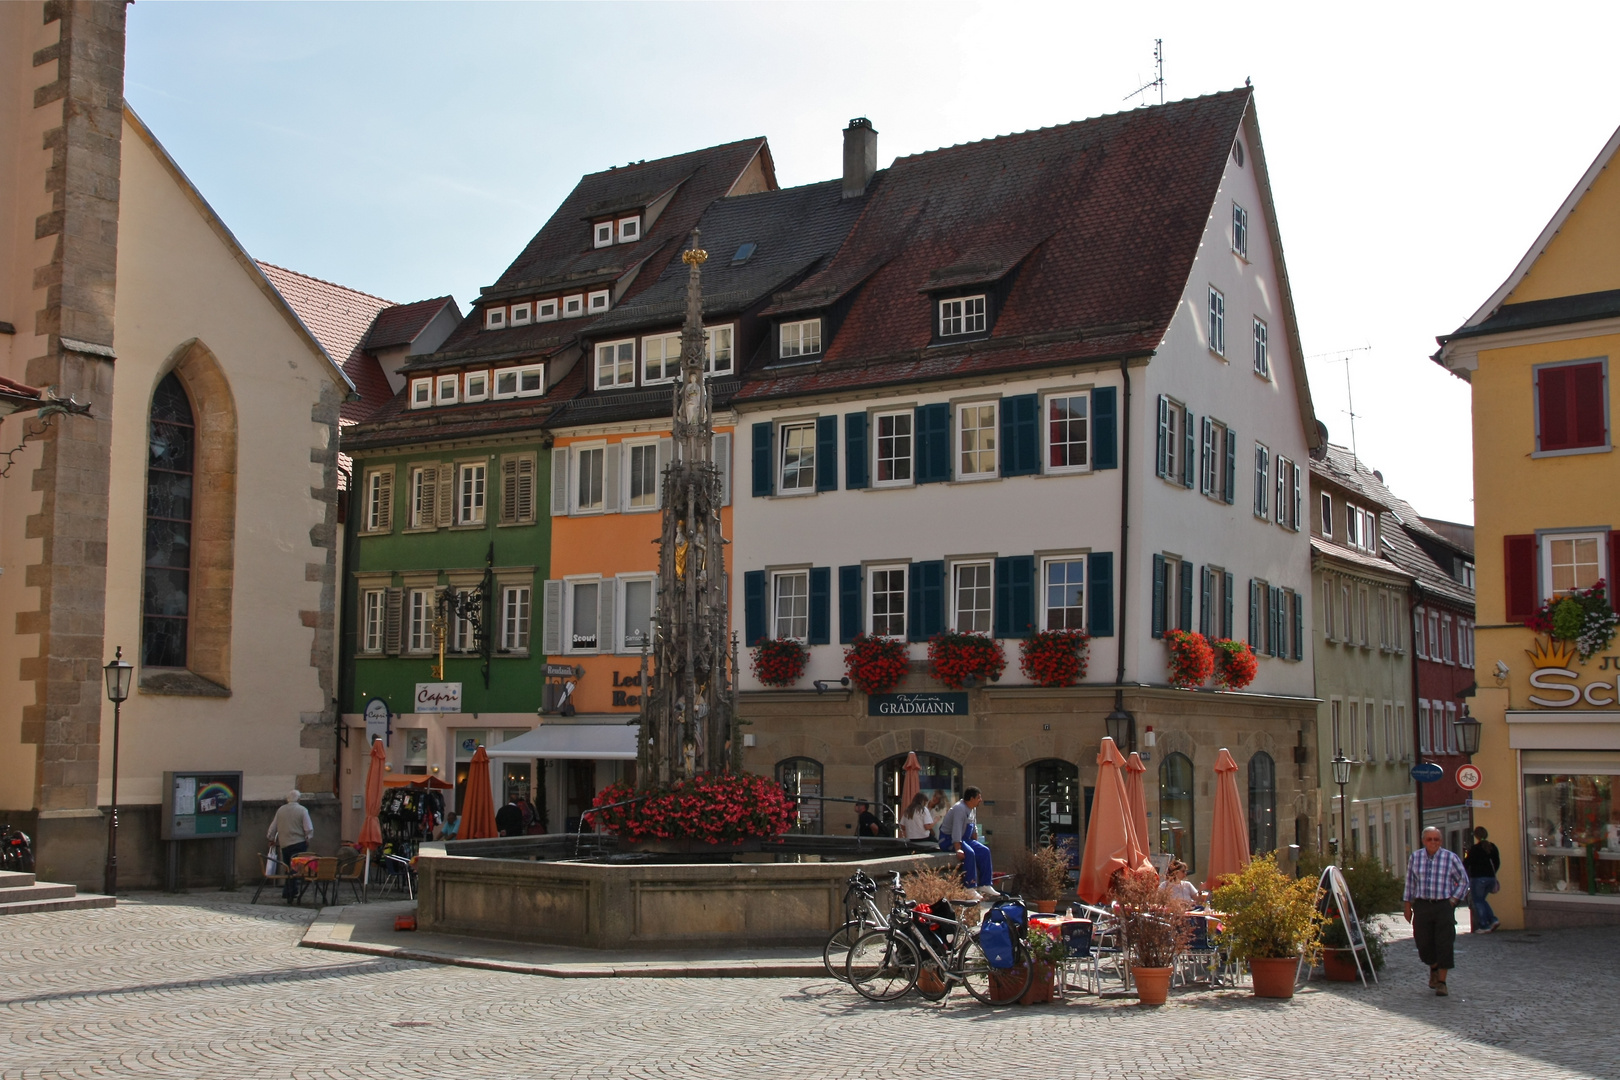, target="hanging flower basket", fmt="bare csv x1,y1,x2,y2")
1164,630,1215,689
926,631,1006,689
1526,580,1618,663
844,634,911,695
1210,638,1258,691
1018,628,1092,687
750,637,810,687
588,772,796,845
